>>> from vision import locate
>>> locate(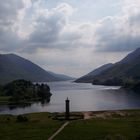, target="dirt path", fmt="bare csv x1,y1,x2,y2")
83,112,93,120
83,110,129,120
48,121,69,140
